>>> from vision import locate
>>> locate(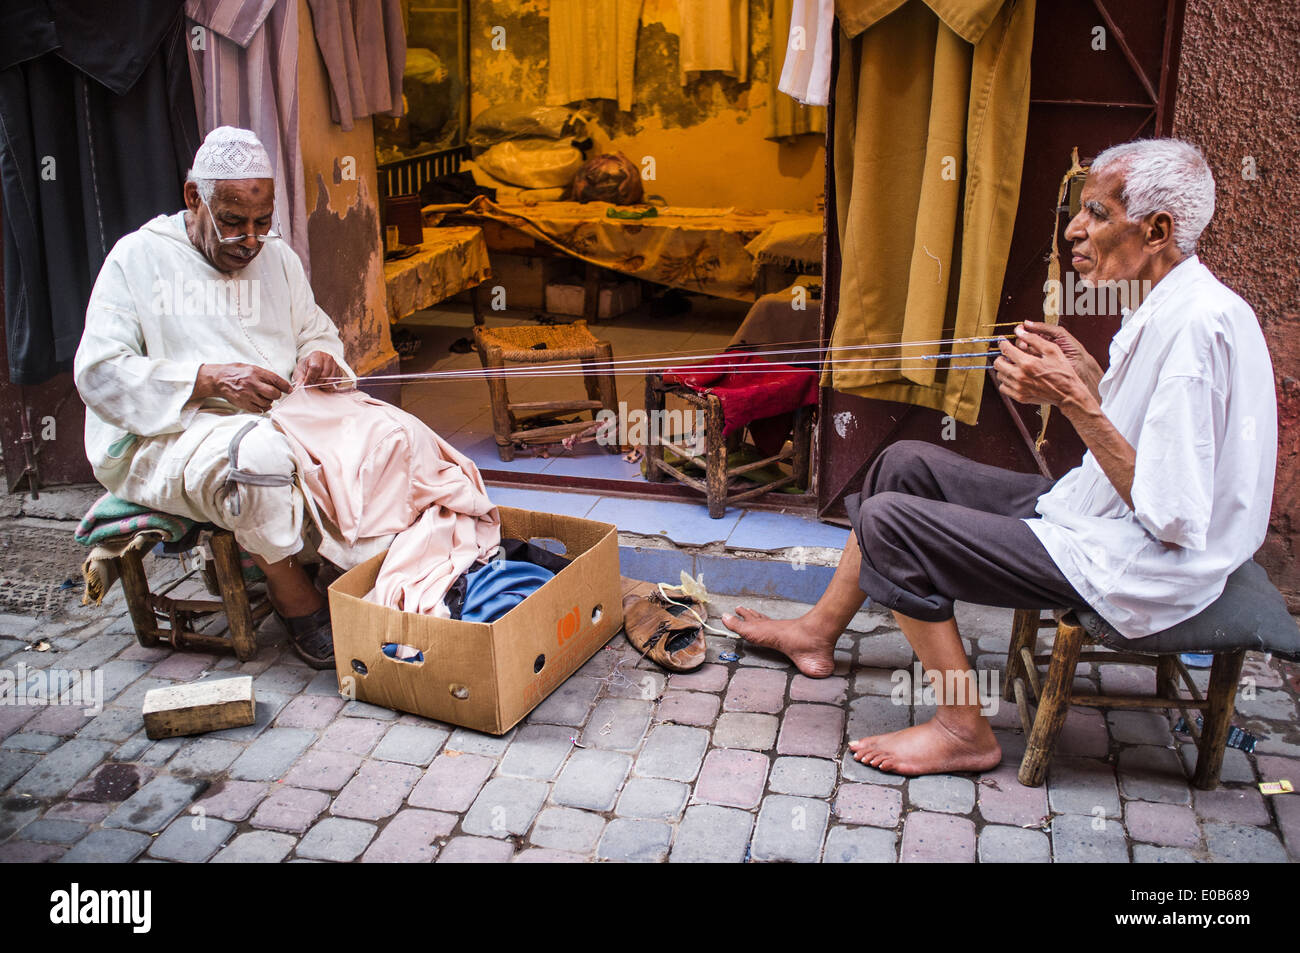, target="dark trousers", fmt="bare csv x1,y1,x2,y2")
845,441,1087,622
